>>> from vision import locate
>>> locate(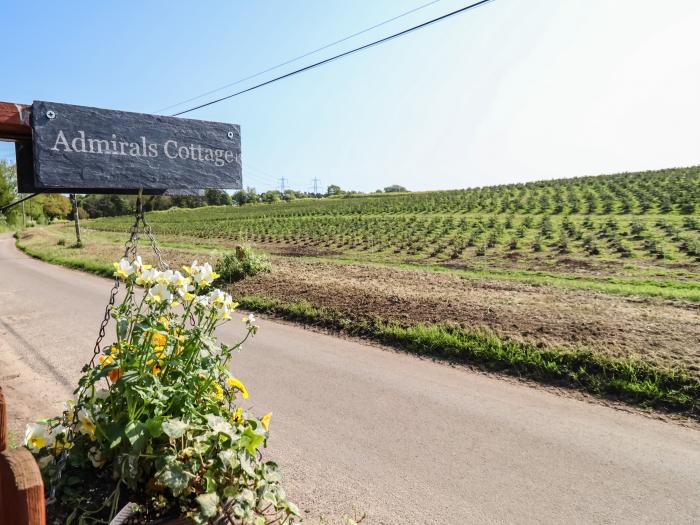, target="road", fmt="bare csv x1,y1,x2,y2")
0,233,699,524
